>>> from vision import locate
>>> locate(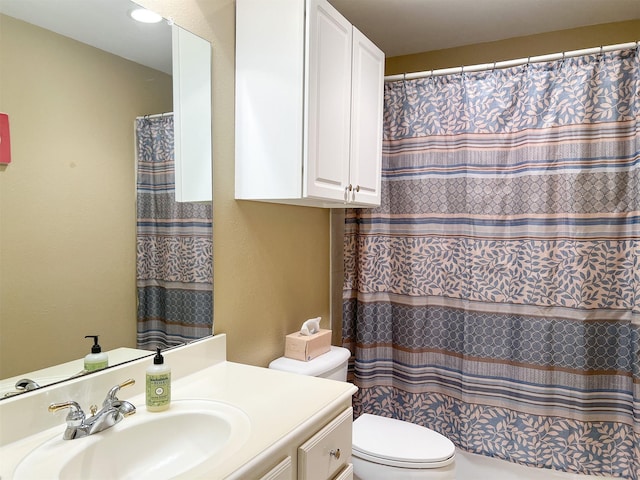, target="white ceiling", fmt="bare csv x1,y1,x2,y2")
1,0,638,69
329,0,640,57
